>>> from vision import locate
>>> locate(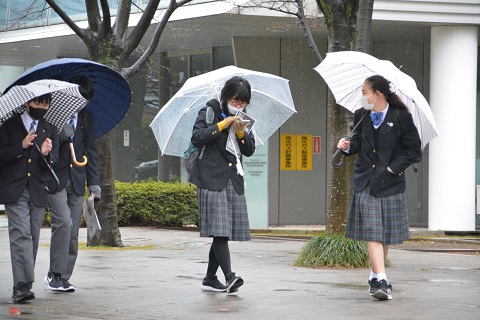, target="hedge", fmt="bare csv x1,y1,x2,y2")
116,180,199,227
39,180,199,227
